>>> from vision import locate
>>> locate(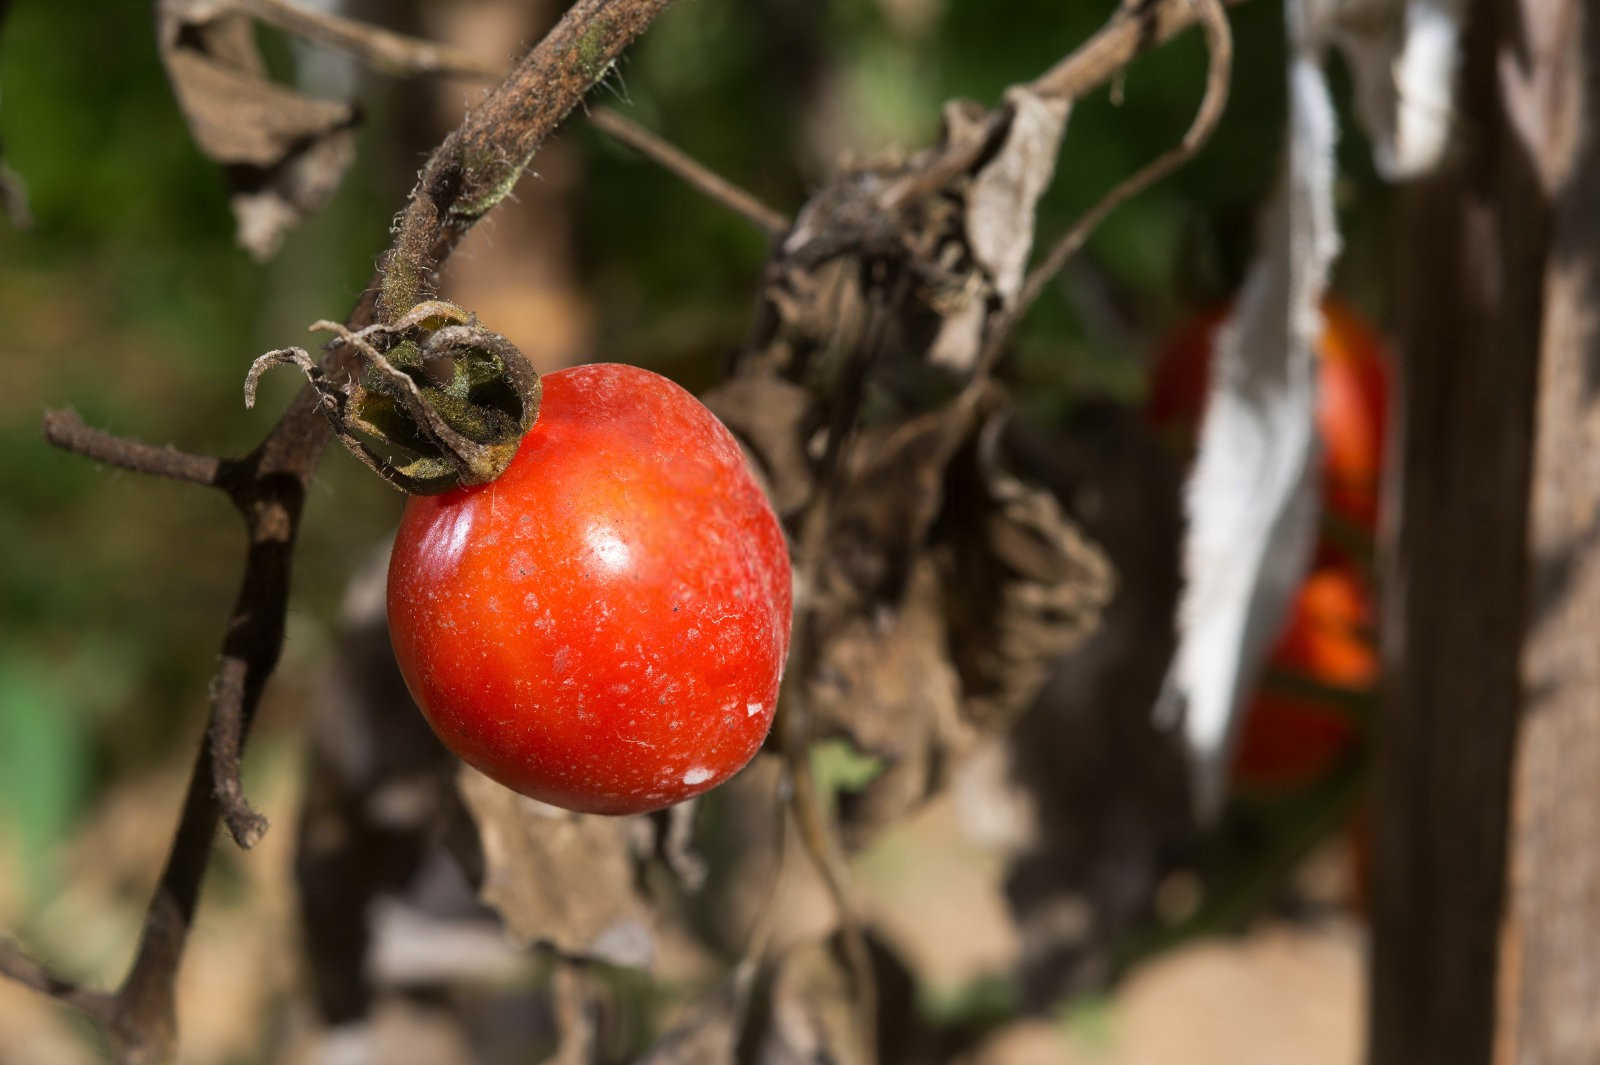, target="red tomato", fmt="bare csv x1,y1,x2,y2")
1229,690,1358,791
387,363,792,815
1229,565,1373,790
1265,567,1377,690
1145,297,1391,531
1144,305,1231,442
1315,301,1390,530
